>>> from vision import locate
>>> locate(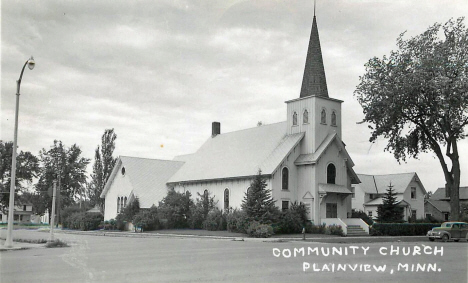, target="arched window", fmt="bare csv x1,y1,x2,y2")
327,163,336,184
224,189,230,210
321,109,327,124
331,111,337,126
124,197,127,208
293,112,298,126
117,197,121,213
282,167,289,191
303,109,309,124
